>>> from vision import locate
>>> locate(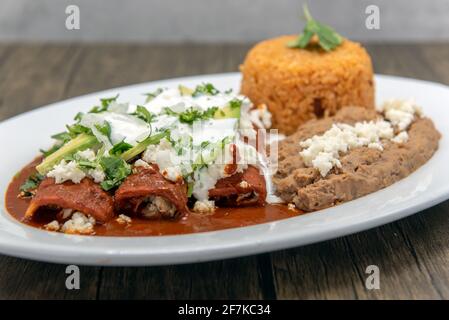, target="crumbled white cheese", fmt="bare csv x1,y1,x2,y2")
47,160,86,184
47,156,105,184
161,166,183,182
193,200,216,214
311,152,342,177
61,212,95,235
143,138,181,172
368,142,384,151
134,159,150,168
288,203,296,211
44,220,60,231
392,131,409,144
88,168,105,183
377,99,422,131
76,149,96,161
299,120,394,177
239,180,250,189
116,214,132,225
